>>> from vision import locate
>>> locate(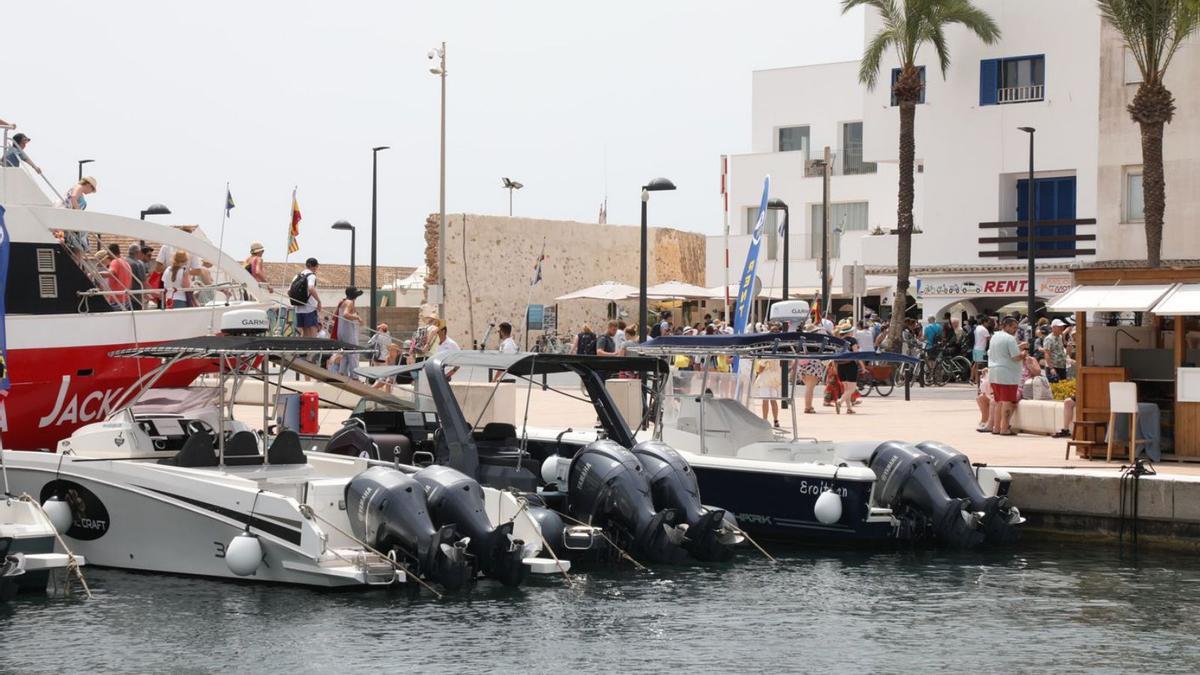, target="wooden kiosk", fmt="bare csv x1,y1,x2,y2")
1053,266,1200,461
